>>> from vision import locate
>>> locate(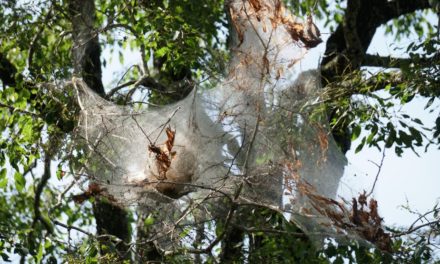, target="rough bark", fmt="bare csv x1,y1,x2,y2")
68,0,130,258
69,0,105,96
0,52,17,87
92,200,131,256
219,227,244,263
135,213,162,263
